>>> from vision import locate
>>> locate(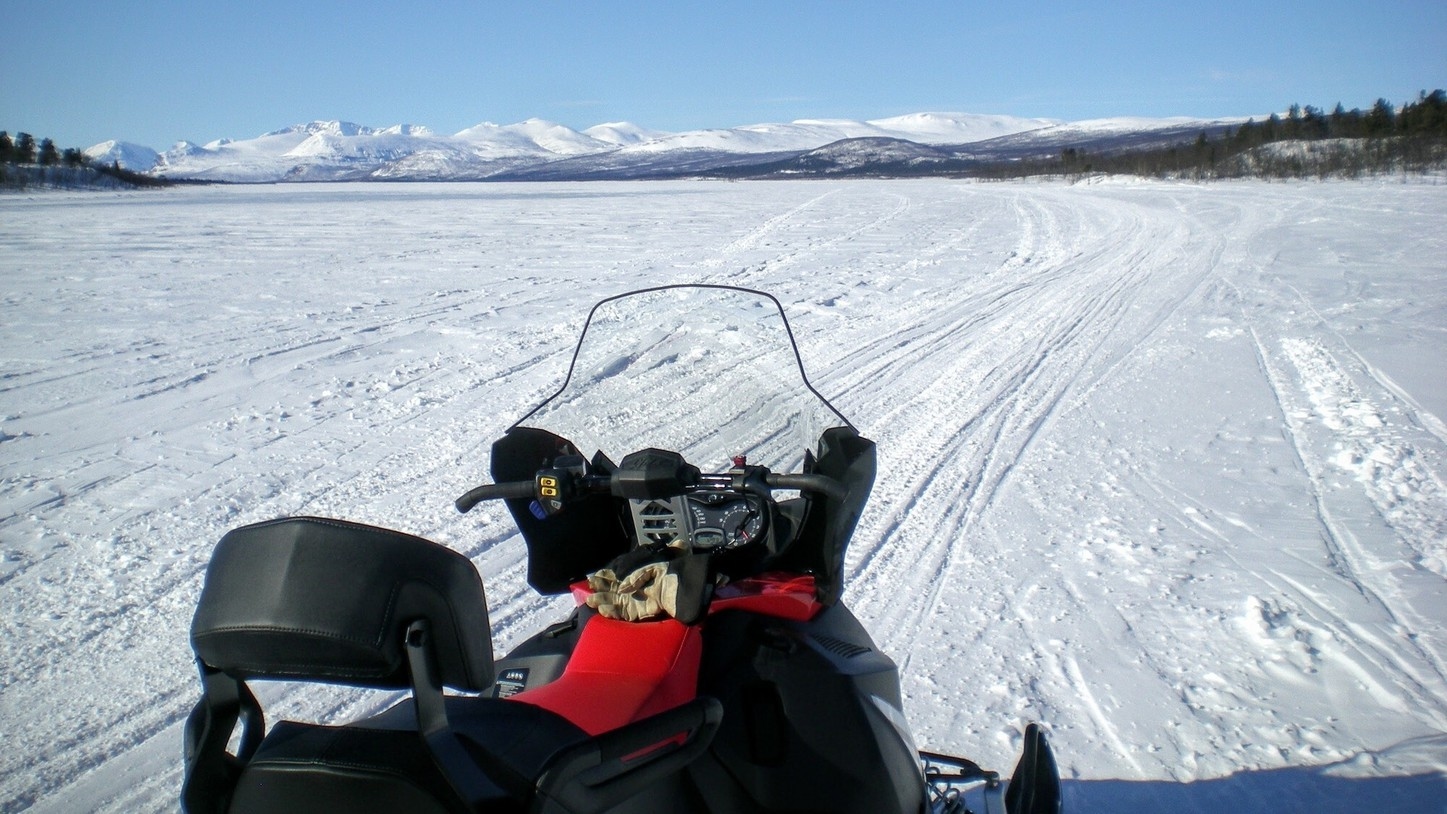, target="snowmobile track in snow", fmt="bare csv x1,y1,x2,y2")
2,180,1444,813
